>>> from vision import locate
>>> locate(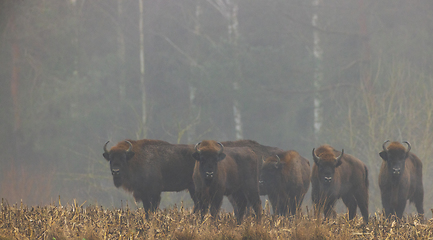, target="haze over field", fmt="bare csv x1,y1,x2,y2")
1,0,432,217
